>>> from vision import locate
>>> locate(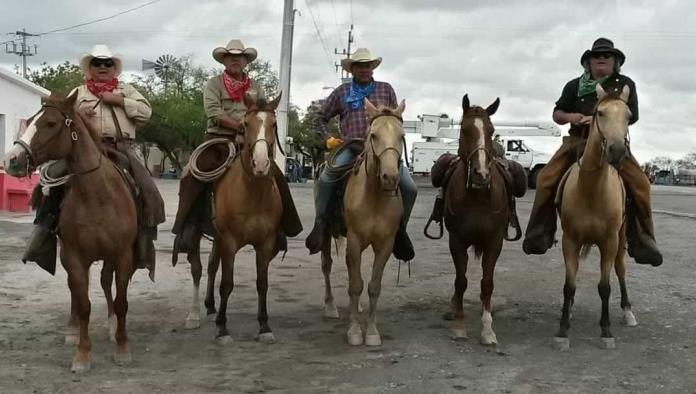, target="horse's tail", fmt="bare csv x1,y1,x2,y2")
579,244,593,261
